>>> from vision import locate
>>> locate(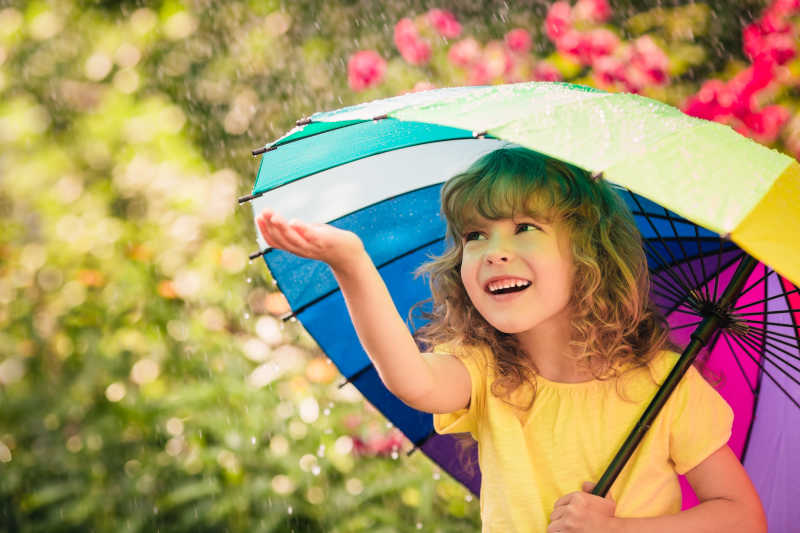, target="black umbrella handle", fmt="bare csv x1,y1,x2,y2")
592,254,759,498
